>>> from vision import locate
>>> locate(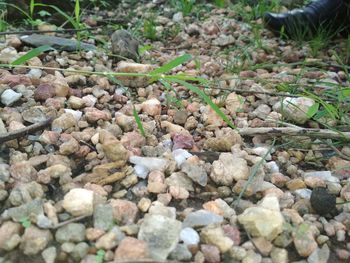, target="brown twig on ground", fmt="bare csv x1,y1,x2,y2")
0,118,53,144
53,215,89,229
238,127,350,141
